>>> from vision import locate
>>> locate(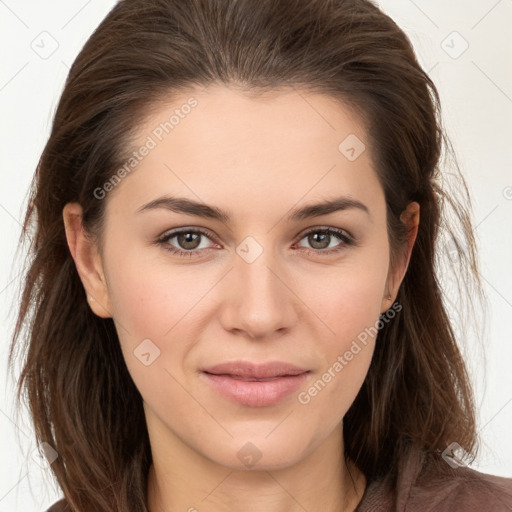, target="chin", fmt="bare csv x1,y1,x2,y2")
200,434,310,472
